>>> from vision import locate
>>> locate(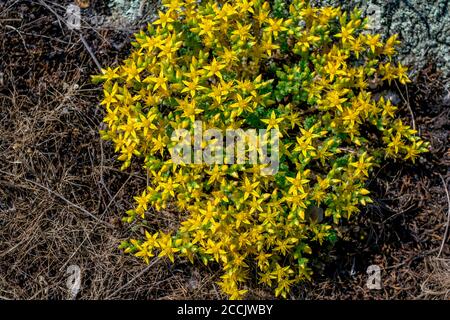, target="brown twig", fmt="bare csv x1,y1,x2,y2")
438,174,450,257
79,33,103,72
395,80,416,131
